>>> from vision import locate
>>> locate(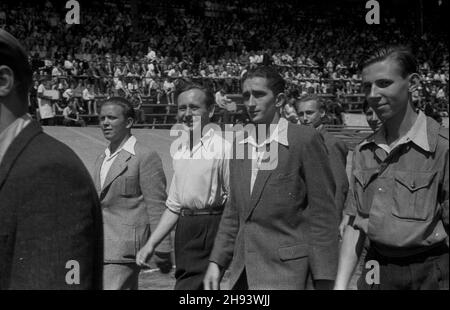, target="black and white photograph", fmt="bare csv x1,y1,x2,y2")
0,0,448,296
